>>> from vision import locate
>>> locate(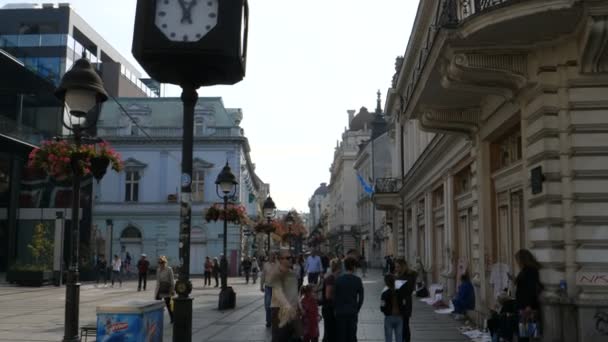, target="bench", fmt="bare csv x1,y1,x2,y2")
80,323,97,342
